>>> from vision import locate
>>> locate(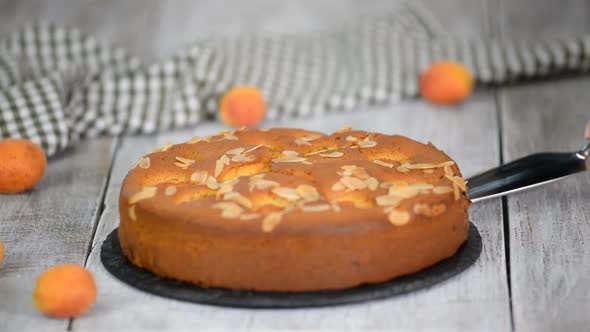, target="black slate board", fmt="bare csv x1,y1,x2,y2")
101,222,481,308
